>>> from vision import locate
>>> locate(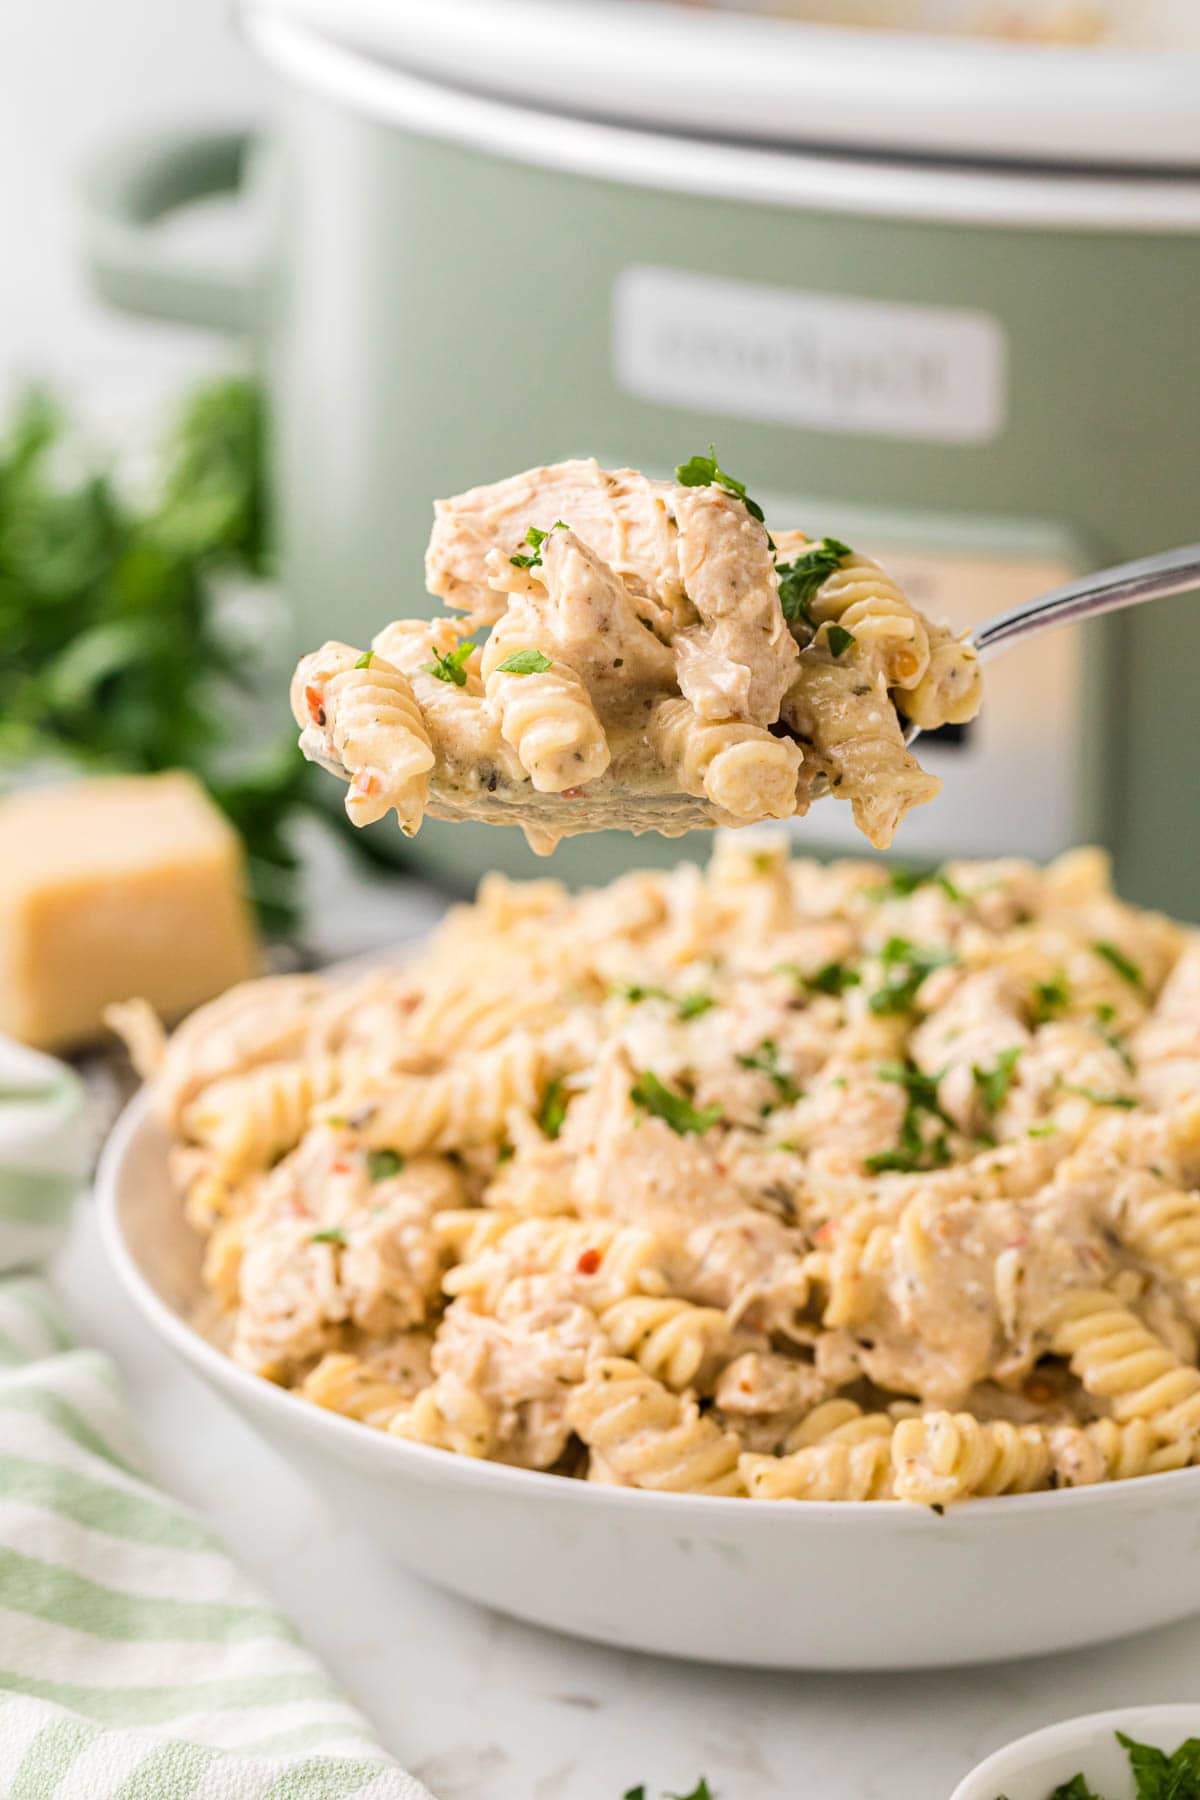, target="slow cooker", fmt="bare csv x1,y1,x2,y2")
83,0,1200,911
